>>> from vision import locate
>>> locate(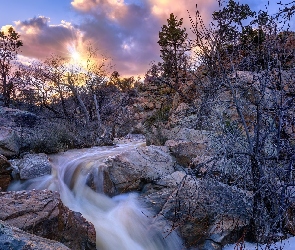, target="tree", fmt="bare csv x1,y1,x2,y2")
0,27,23,107
185,0,295,244
144,14,192,112
158,13,189,88
109,71,137,93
